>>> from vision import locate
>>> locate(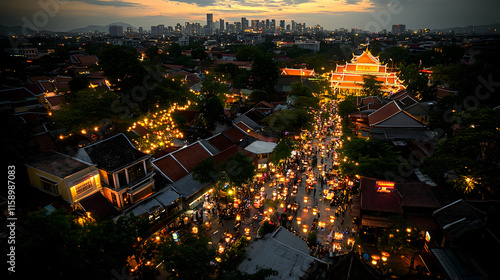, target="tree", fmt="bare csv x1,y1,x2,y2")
337,95,358,118
258,221,276,237
250,54,280,92
52,88,120,133
69,74,90,93
158,228,215,280
264,109,312,136
225,152,256,187
423,108,500,199
14,209,139,280
378,215,424,272
339,138,399,178
192,157,221,183
98,44,146,91
361,75,383,97
270,138,297,166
